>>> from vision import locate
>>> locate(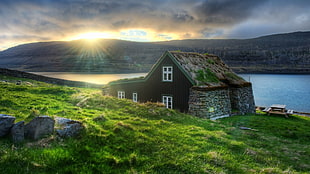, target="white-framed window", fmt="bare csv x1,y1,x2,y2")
162,66,173,82
117,91,125,99
162,96,173,109
132,92,138,102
